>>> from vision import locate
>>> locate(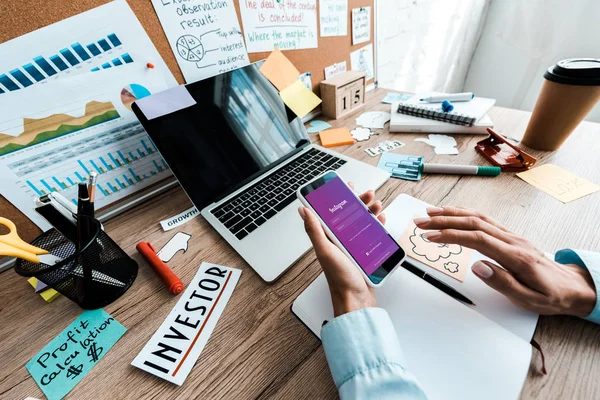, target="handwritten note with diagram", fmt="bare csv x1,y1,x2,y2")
26,309,126,400
151,0,249,83
400,220,473,282
239,0,318,52
516,164,600,203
